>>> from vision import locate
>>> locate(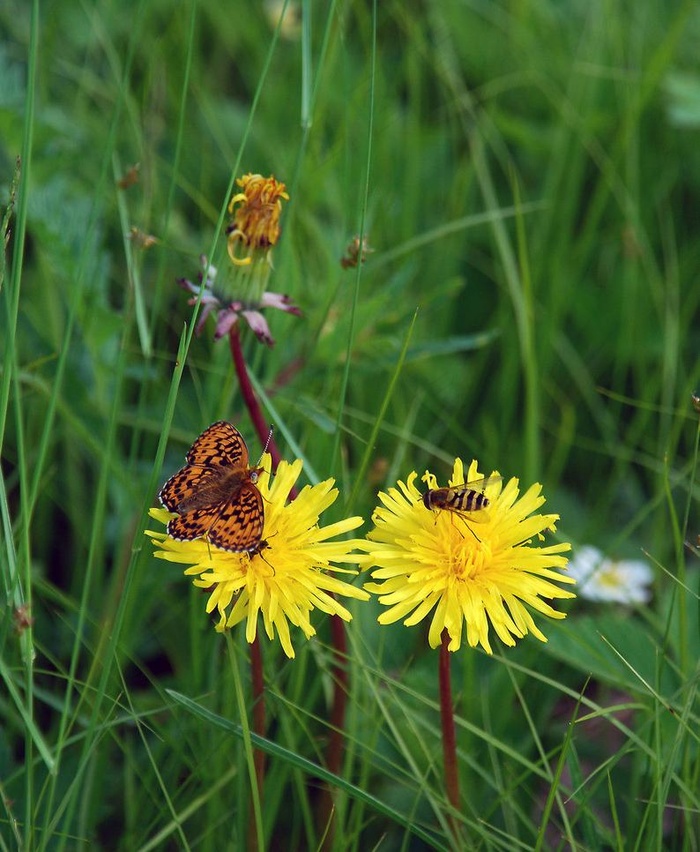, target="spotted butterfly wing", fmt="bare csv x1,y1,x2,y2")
159,464,219,513
166,482,264,551
206,482,264,550
184,420,248,468
159,421,264,553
